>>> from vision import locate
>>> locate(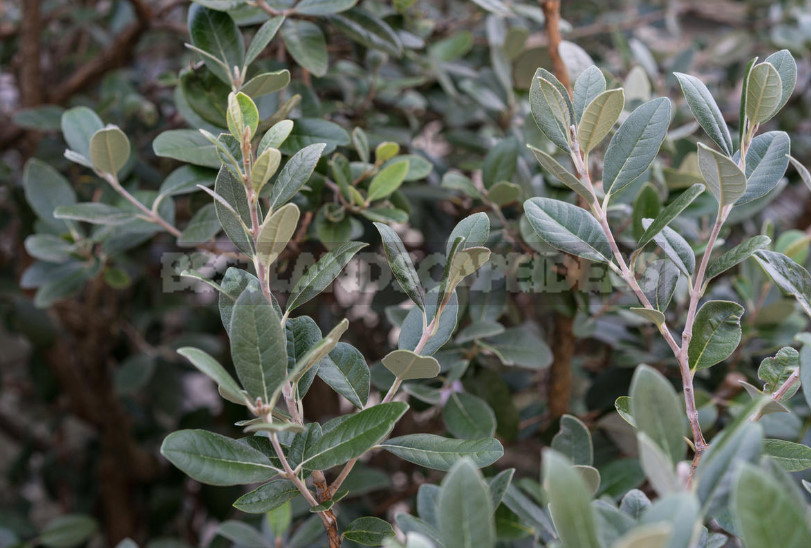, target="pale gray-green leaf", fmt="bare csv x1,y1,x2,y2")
524,197,612,263
381,434,503,471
